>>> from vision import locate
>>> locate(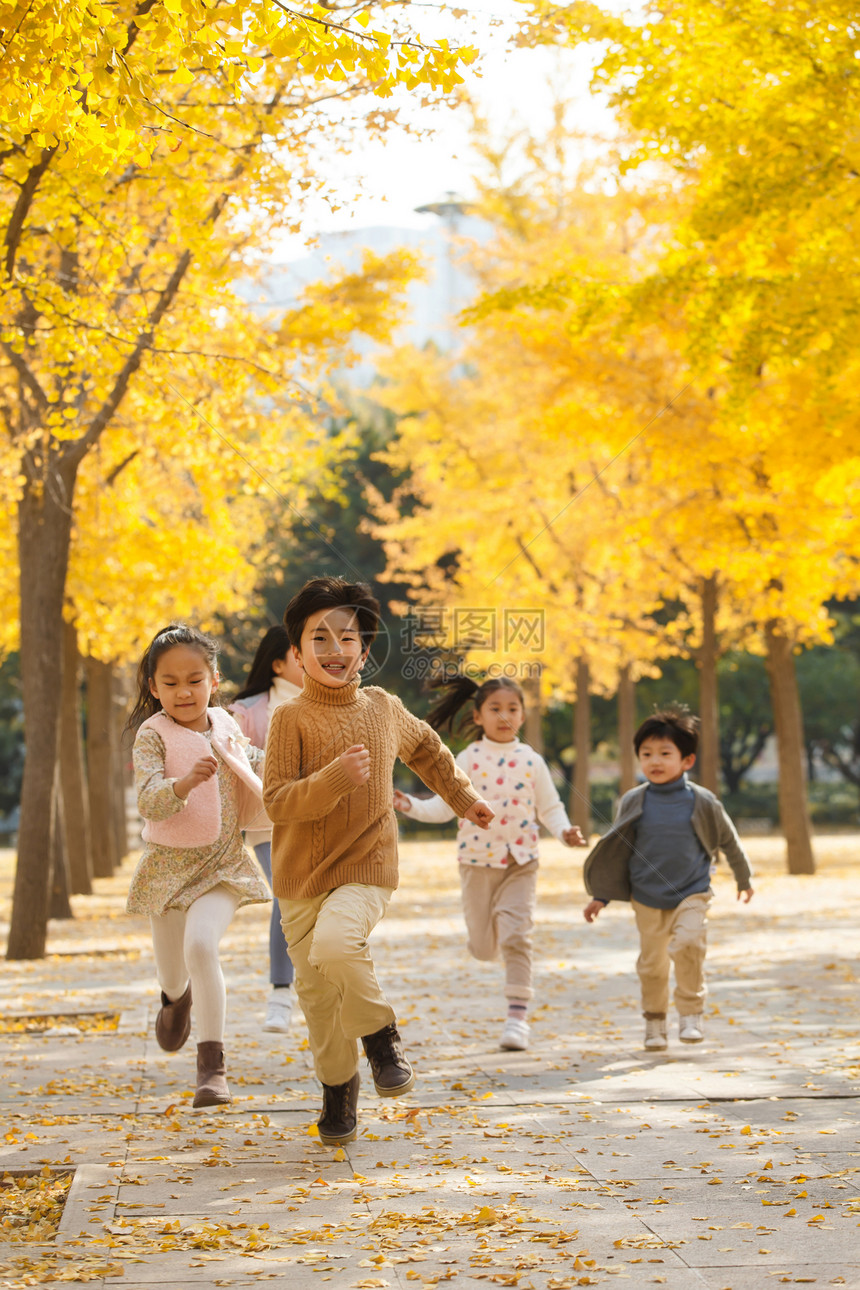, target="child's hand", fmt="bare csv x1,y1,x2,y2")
463,799,494,829
174,755,218,800
737,886,754,903
583,898,606,923
341,743,371,785
393,789,412,814
562,825,588,847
